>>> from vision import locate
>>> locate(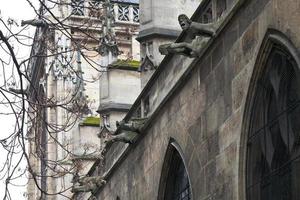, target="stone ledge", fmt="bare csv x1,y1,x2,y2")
97,103,132,114
136,27,181,42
